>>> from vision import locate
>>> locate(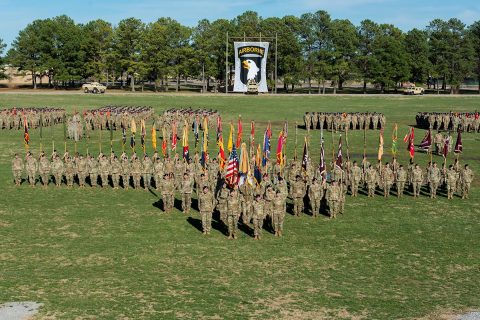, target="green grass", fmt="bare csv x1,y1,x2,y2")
1,93,479,319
